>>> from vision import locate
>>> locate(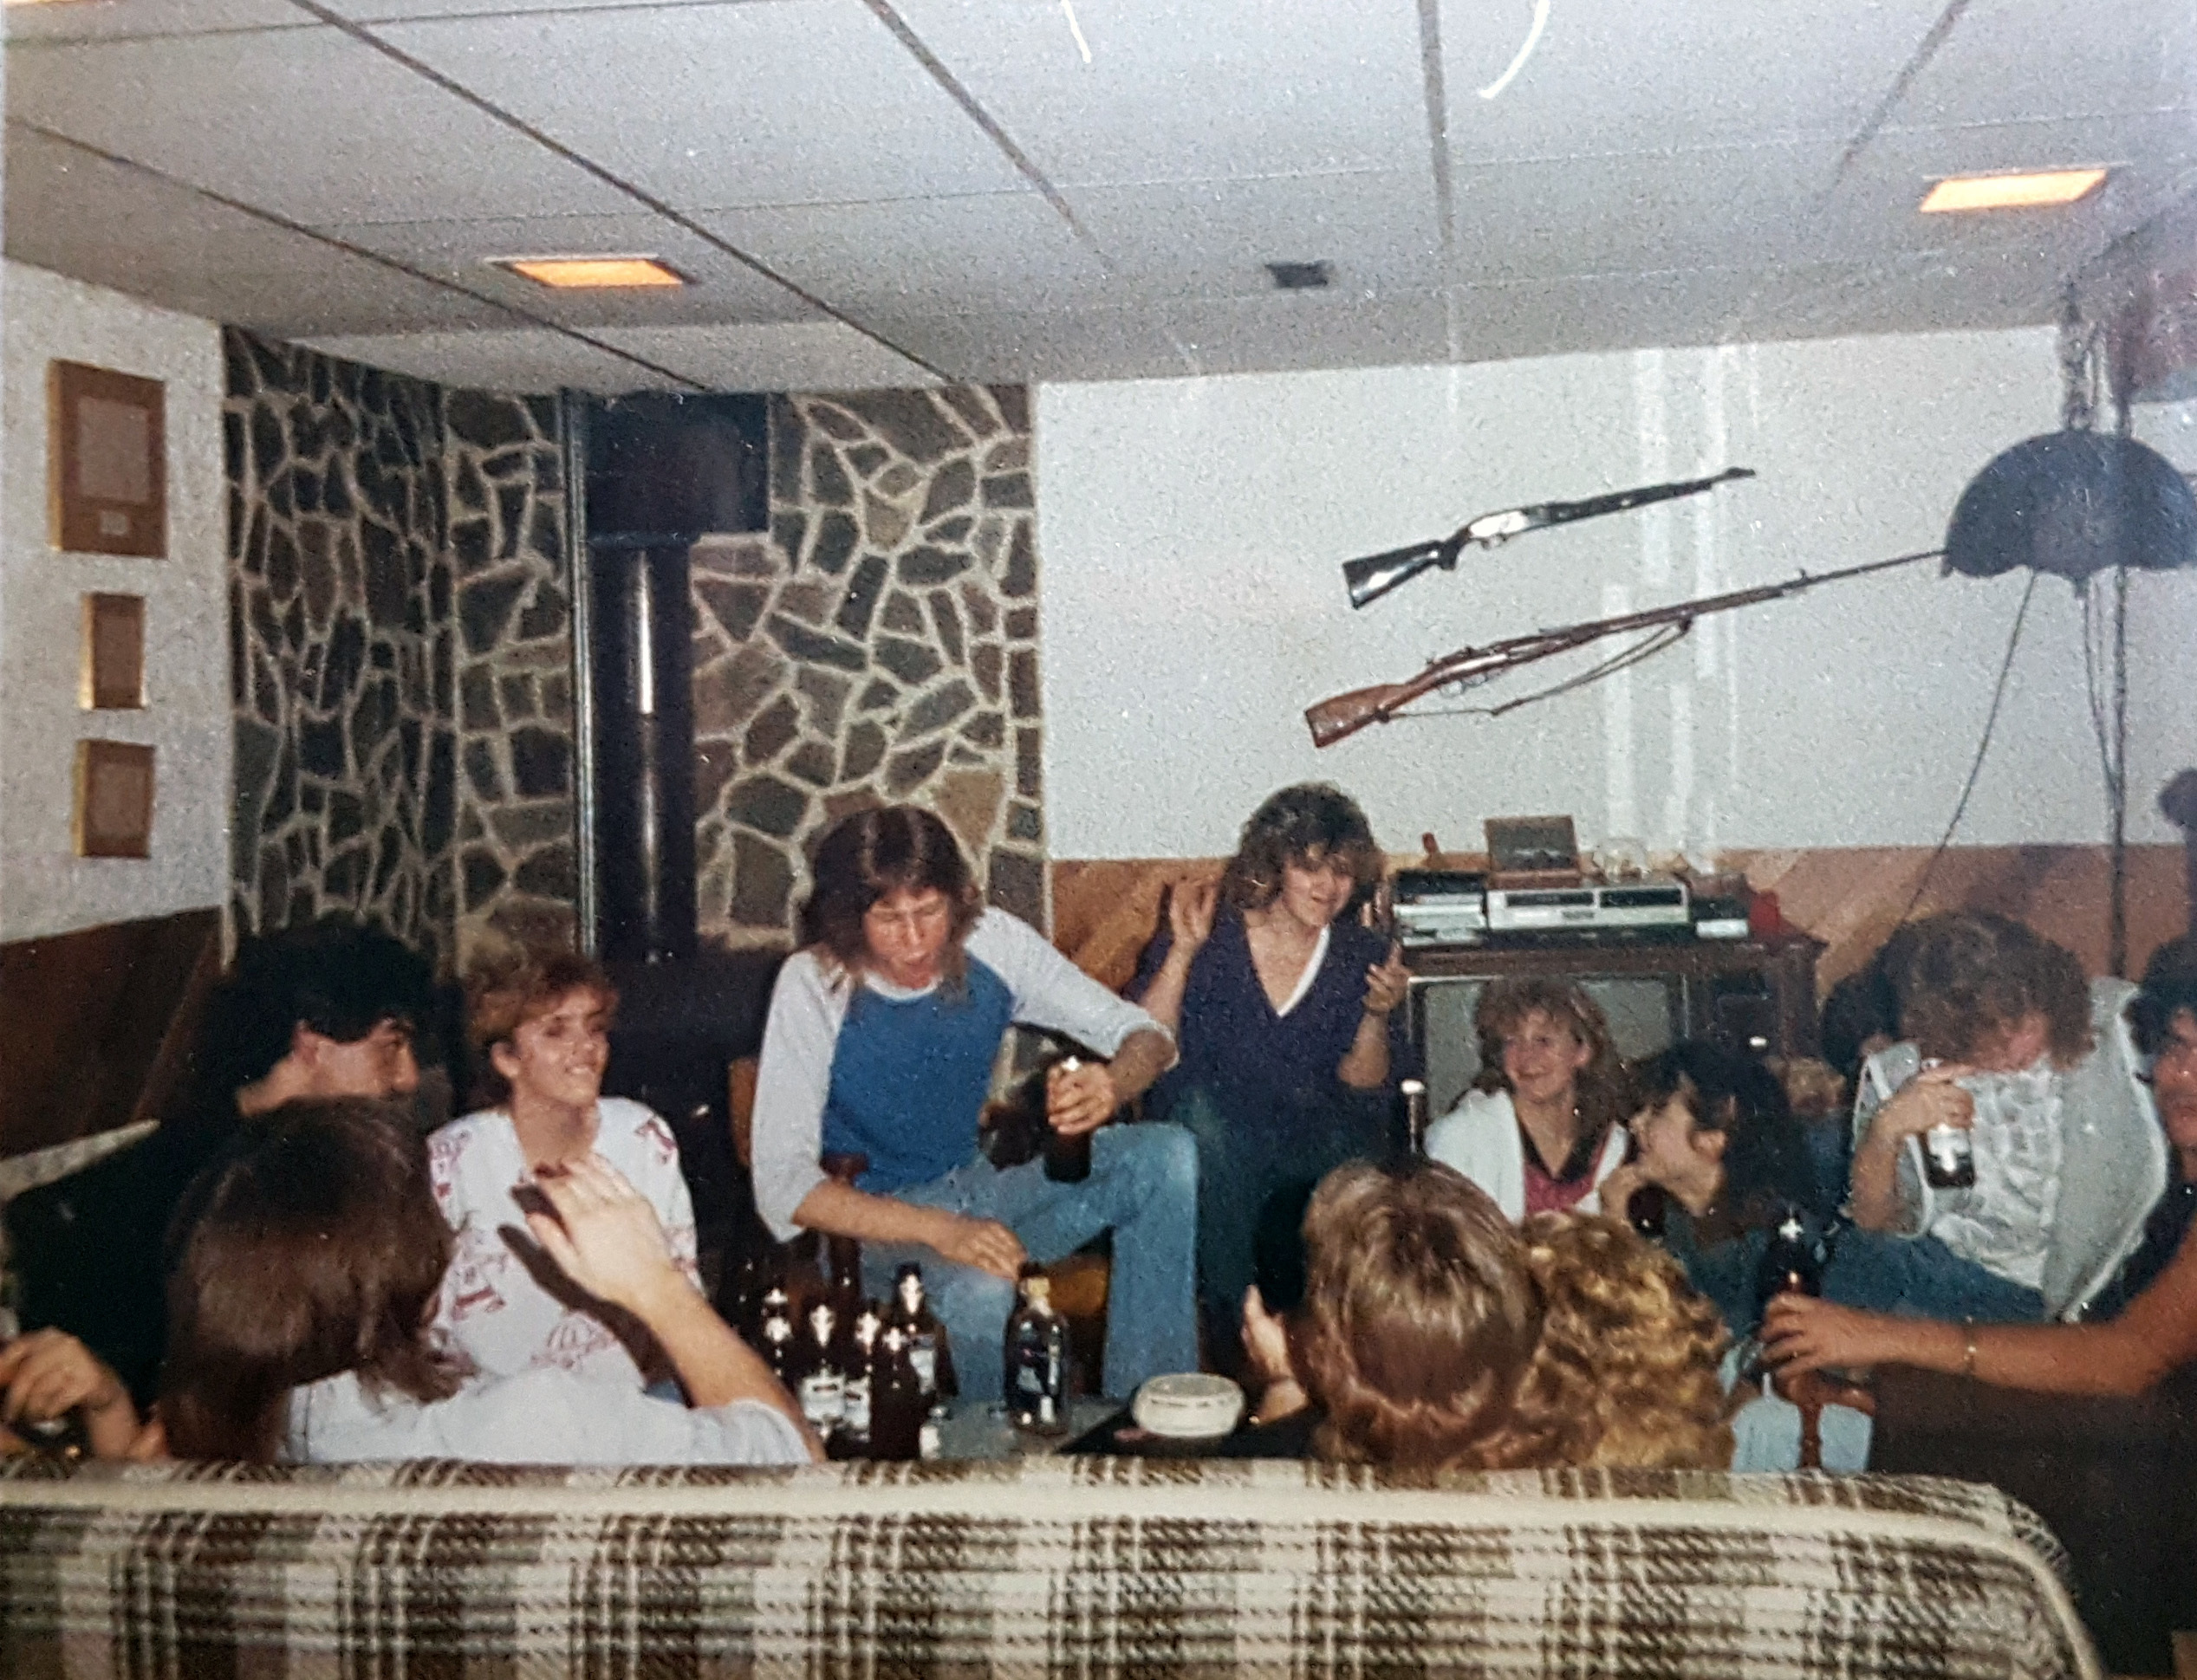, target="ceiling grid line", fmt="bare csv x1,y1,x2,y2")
1415,0,1462,359
282,0,957,381
5,117,713,390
